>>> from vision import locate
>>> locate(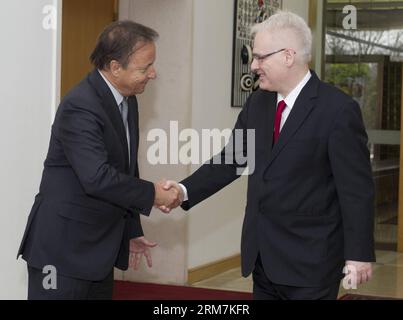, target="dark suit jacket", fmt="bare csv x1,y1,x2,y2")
181,71,375,287
18,69,155,281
